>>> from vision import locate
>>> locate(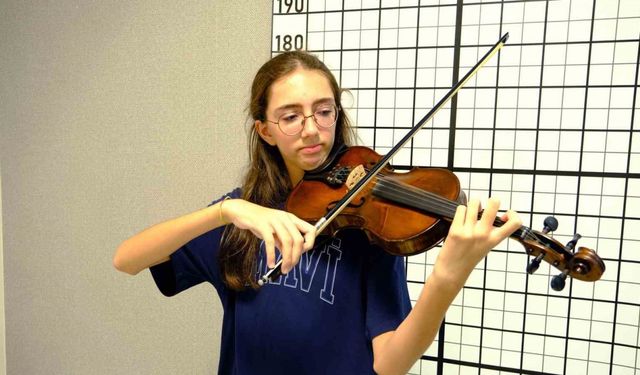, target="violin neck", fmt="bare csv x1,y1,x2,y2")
372,176,527,240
